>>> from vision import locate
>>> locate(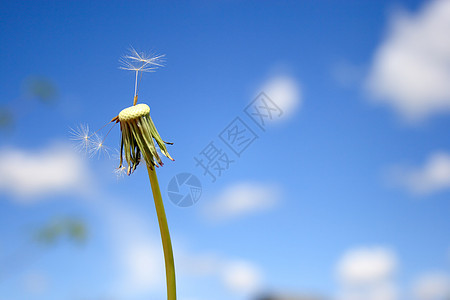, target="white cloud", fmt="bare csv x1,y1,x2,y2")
121,241,164,293
412,272,450,300
89,188,267,298
177,252,222,277
338,283,398,300
0,143,90,201
336,247,398,300
203,182,281,222
388,152,450,195
366,0,450,122
337,247,397,285
178,250,264,296
259,74,302,119
221,260,263,295
99,201,165,297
